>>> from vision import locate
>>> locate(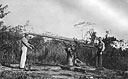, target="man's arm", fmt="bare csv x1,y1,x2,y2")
22,41,32,49
101,42,105,53
22,37,33,49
